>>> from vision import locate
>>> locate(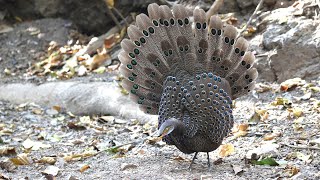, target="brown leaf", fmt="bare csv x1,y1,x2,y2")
37,157,57,165
219,144,235,157
88,50,110,70
10,153,32,165
67,122,86,130
79,164,90,173
52,105,61,112
284,165,300,177
280,78,306,91
0,147,17,156
173,156,186,161
104,34,116,49
263,132,281,141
